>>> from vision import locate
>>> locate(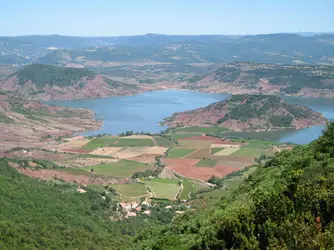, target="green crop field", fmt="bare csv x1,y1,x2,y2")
86,160,151,177
110,183,148,197
194,159,218,167
211,148,224,155
154,136,175,147
146,178,180,184
144,180,180,200
82,137,119,150
167,148,196,158
114,139,154,147
179,179,196,200
231,148,268,157
175,126,225,133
